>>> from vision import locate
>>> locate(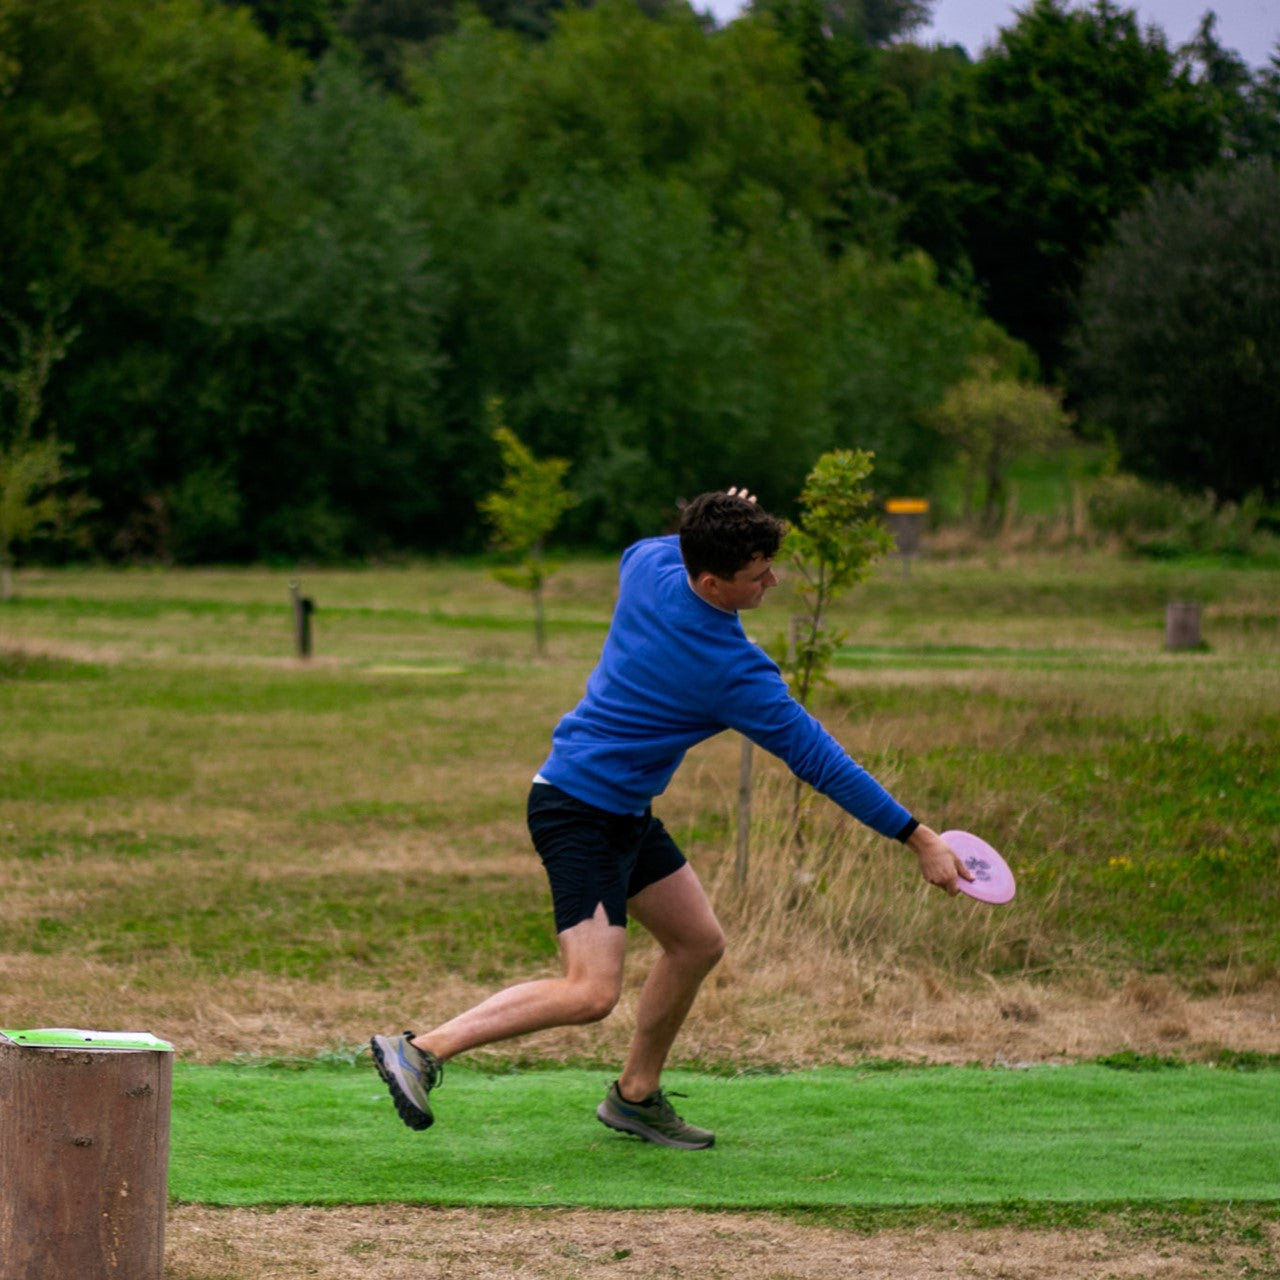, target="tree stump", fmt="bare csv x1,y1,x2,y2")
0,1035,173,1280
1164,600,1202,650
